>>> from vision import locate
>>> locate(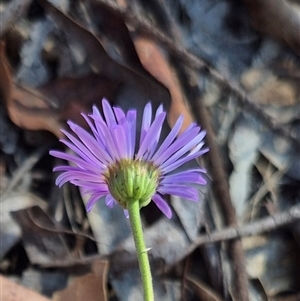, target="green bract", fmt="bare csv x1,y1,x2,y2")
105,159,160,208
